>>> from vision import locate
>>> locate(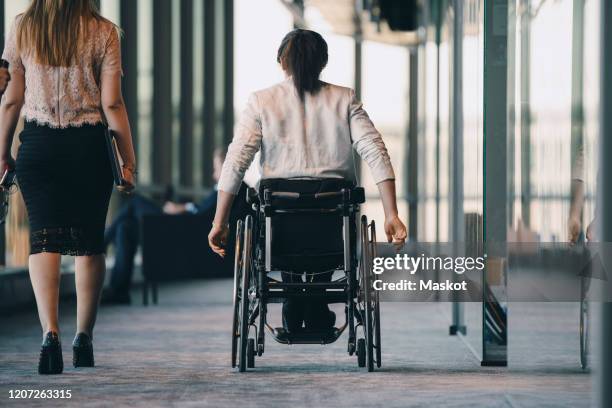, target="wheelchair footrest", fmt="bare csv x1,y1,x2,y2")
272,327,342,345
